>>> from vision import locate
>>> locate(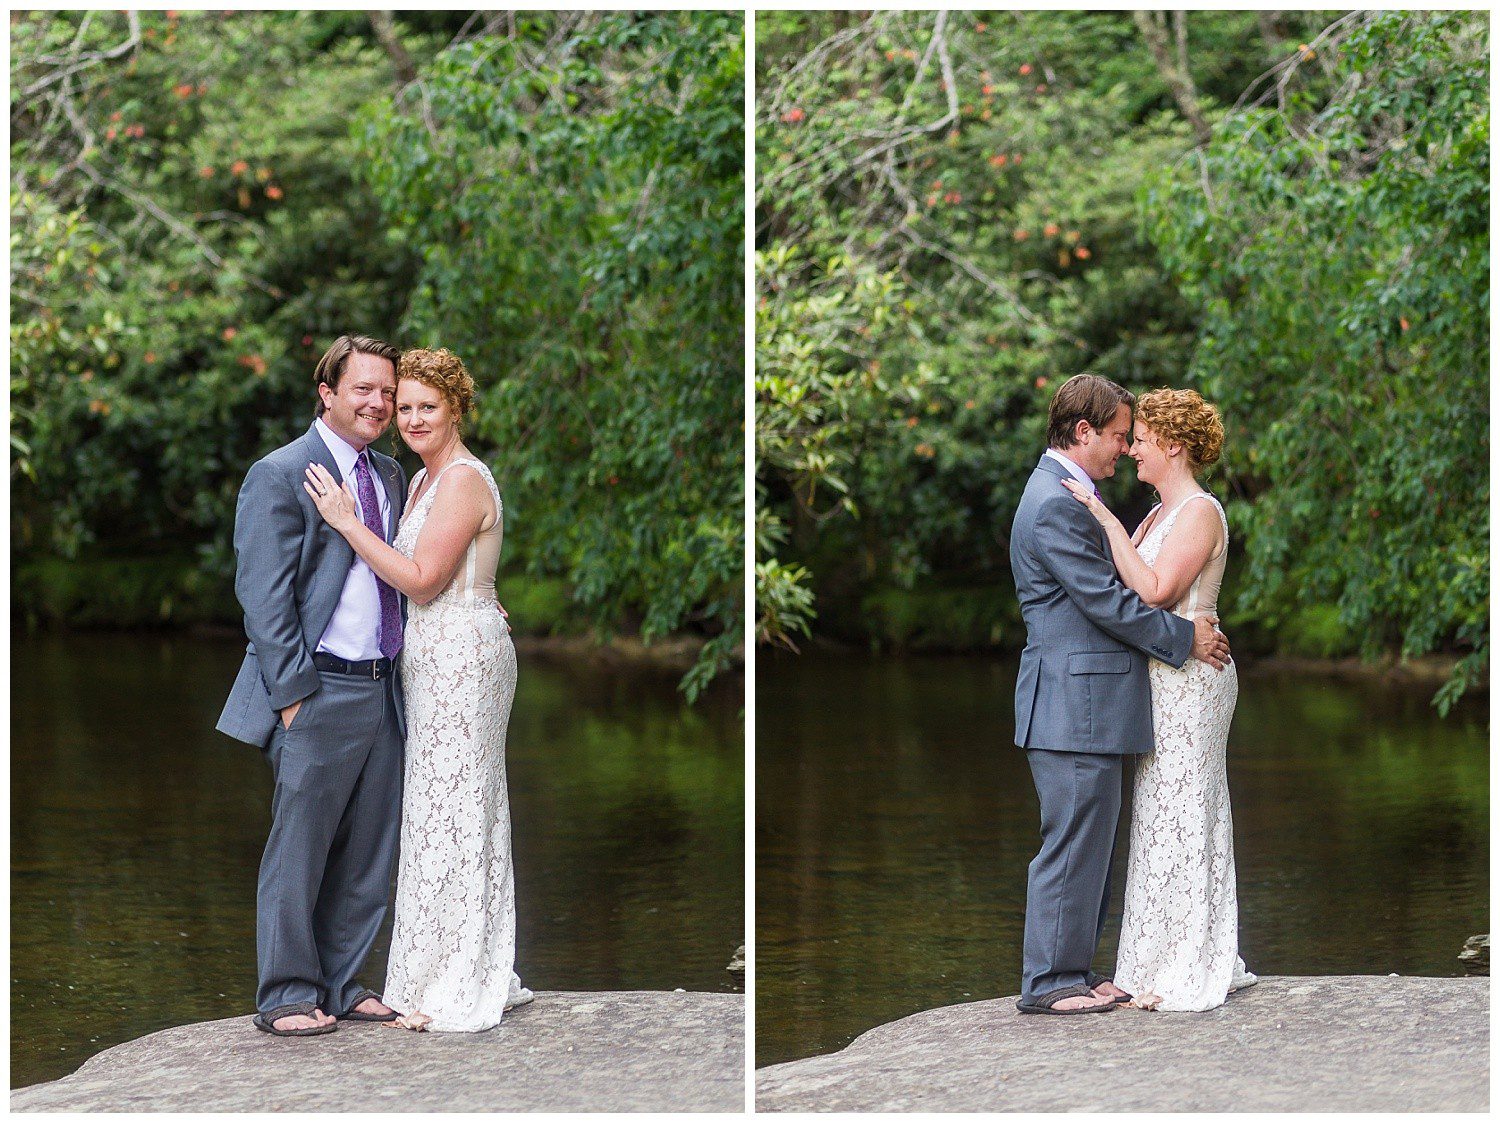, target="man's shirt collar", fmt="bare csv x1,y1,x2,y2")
1044,447,1095,491
314,416,366,477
